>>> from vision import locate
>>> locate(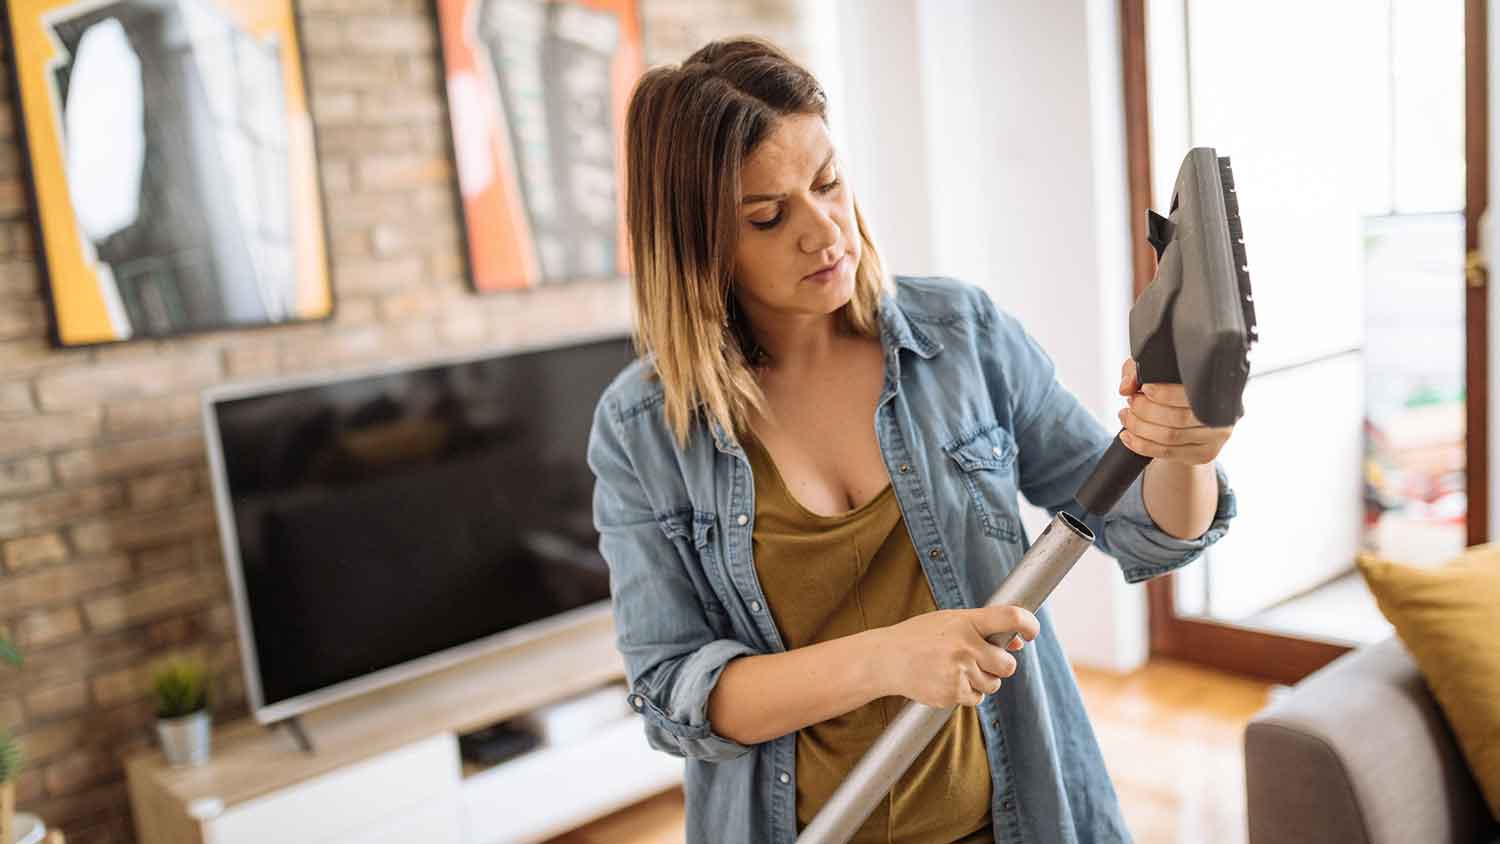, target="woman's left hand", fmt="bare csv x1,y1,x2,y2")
1116,358,1234,466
